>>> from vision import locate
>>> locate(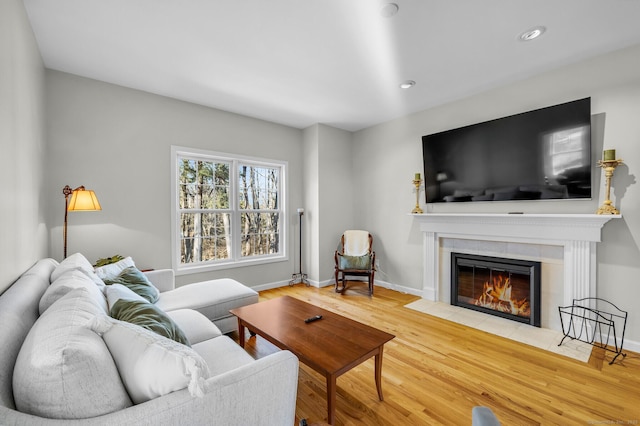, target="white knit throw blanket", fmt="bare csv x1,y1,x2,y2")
343,230,369,256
